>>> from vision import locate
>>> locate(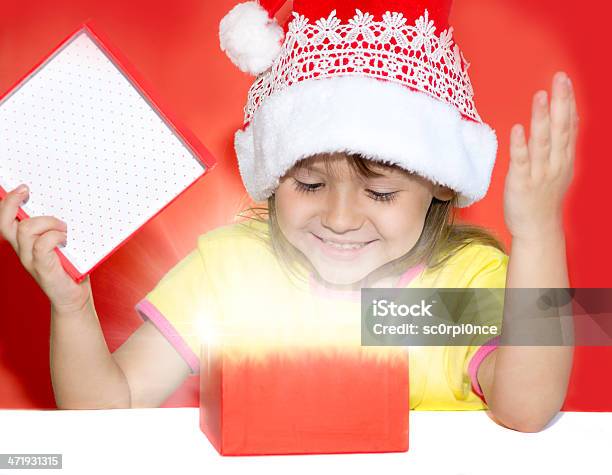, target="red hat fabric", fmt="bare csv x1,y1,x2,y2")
220,0,497,207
